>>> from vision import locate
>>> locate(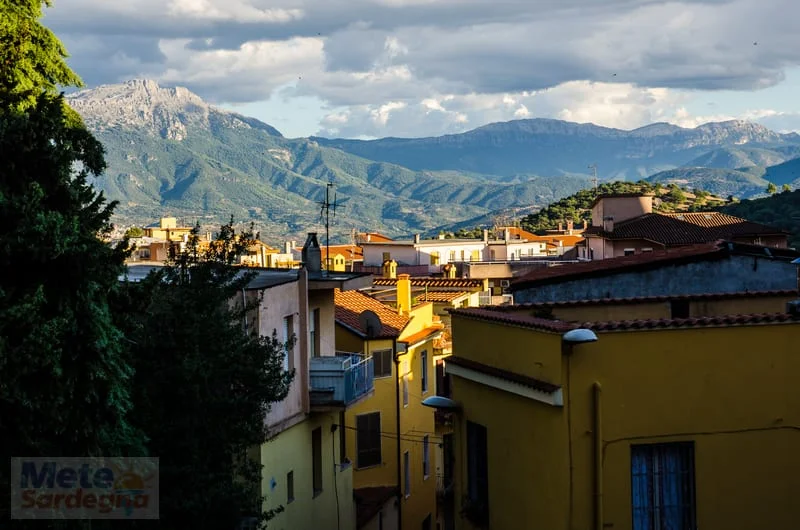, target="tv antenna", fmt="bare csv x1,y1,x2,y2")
588,164,598,193
317,178,348,272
